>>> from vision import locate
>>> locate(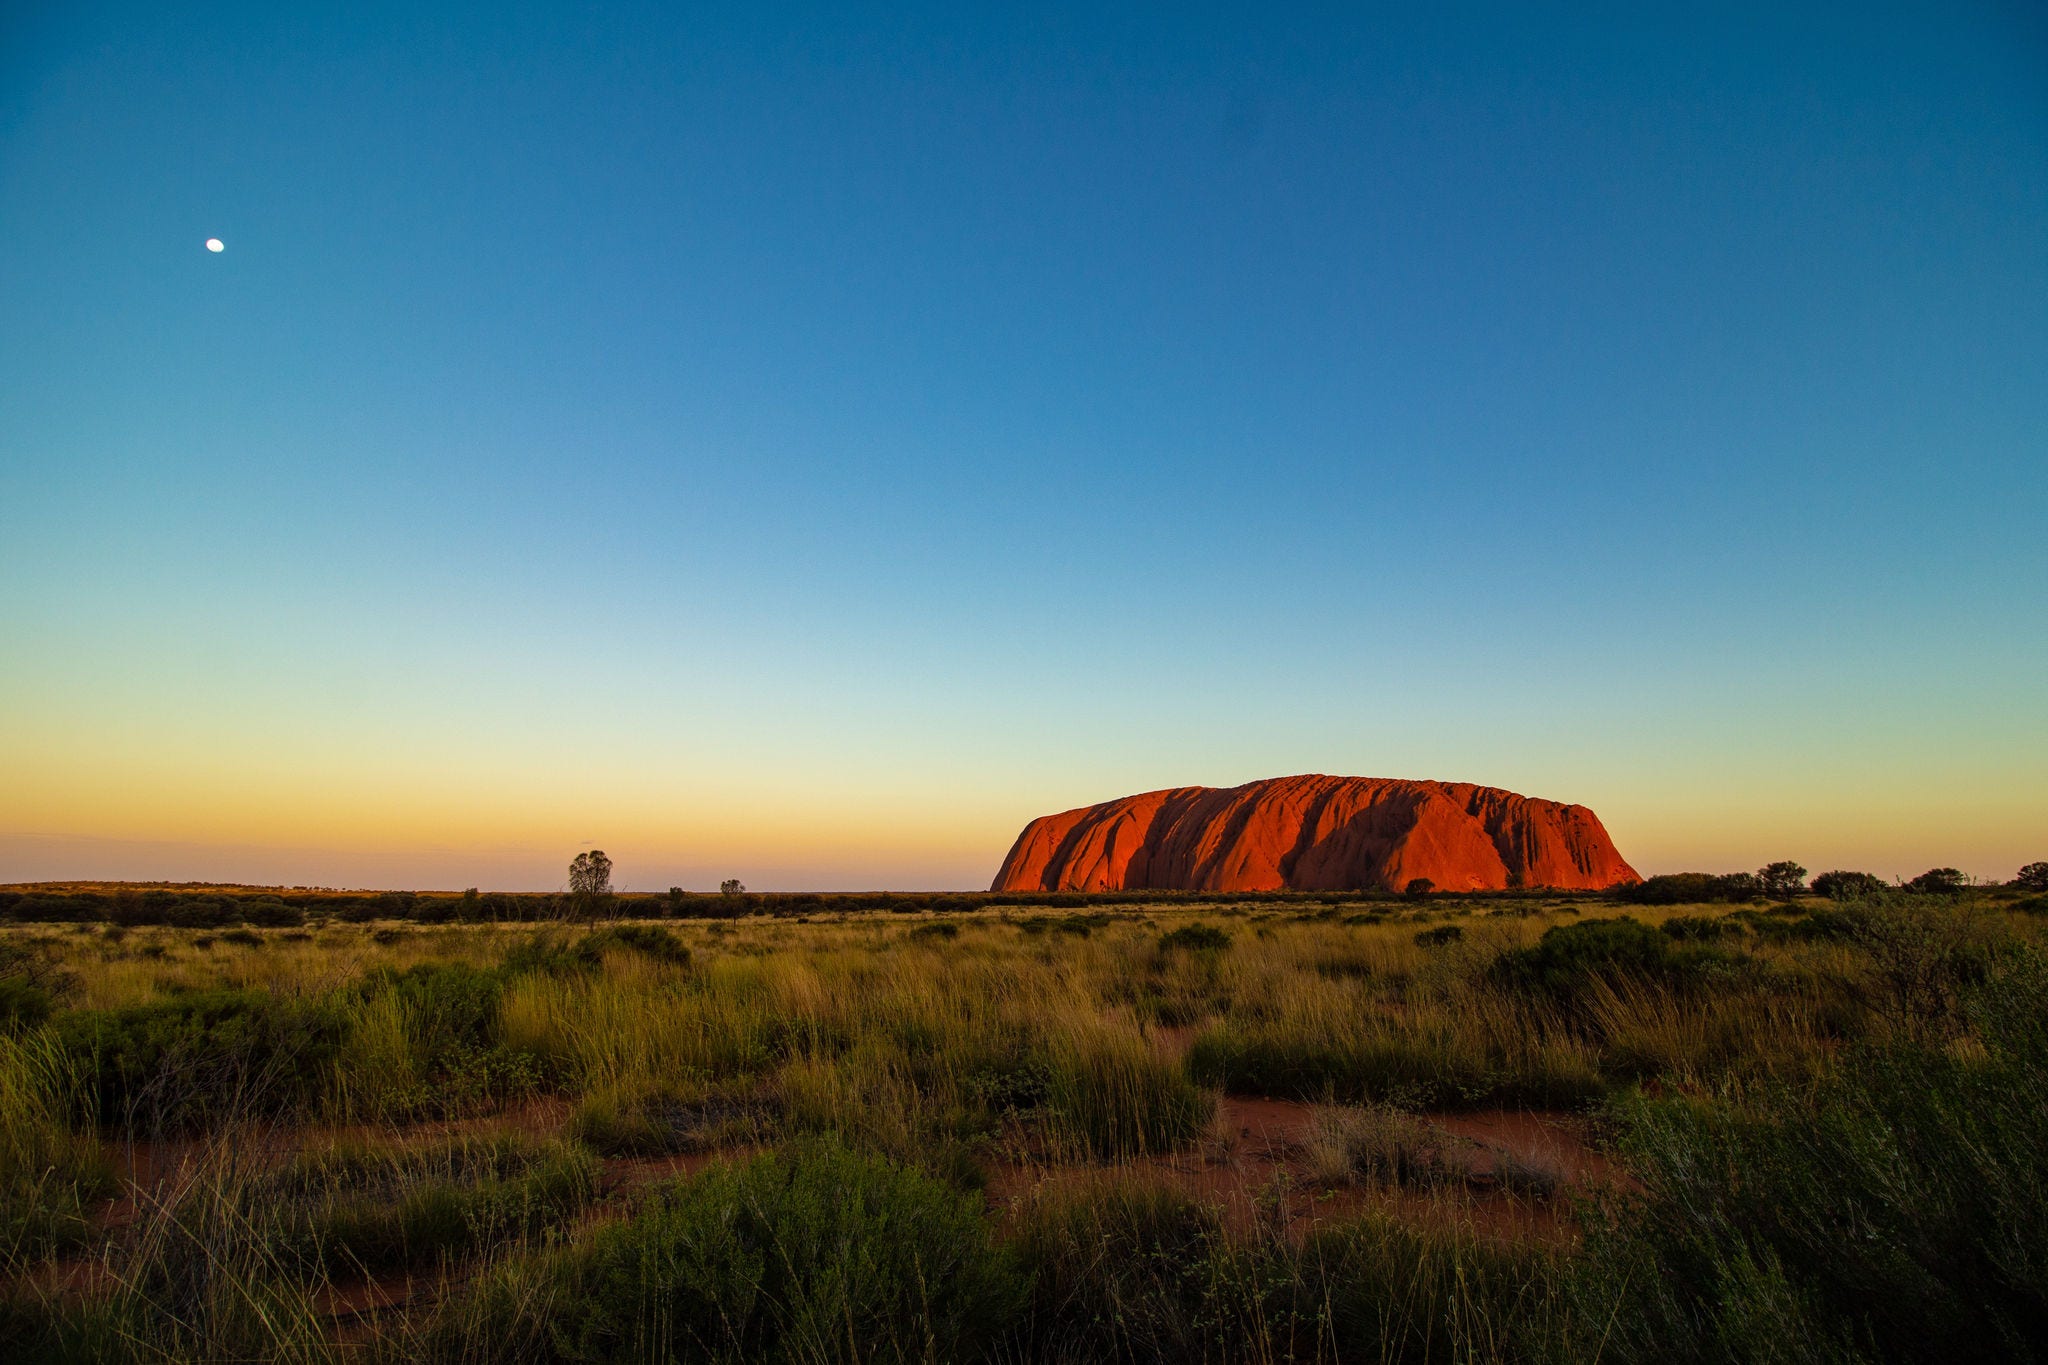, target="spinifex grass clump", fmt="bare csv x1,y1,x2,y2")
567,1077,770,1156
54,989,347,1134
1003,1174,1566,1363
266,1134,598,1276
0,1029,112,1257
1568,945,2048,1364
423,1137,1023,1365
1042,1025,1213,1160
1492,915,1738,1001
1302,1103,1465,1189
333,962,549,1120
